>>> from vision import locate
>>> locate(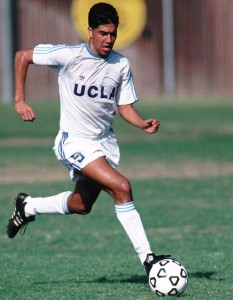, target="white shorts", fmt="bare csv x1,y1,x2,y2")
53,130,120,181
